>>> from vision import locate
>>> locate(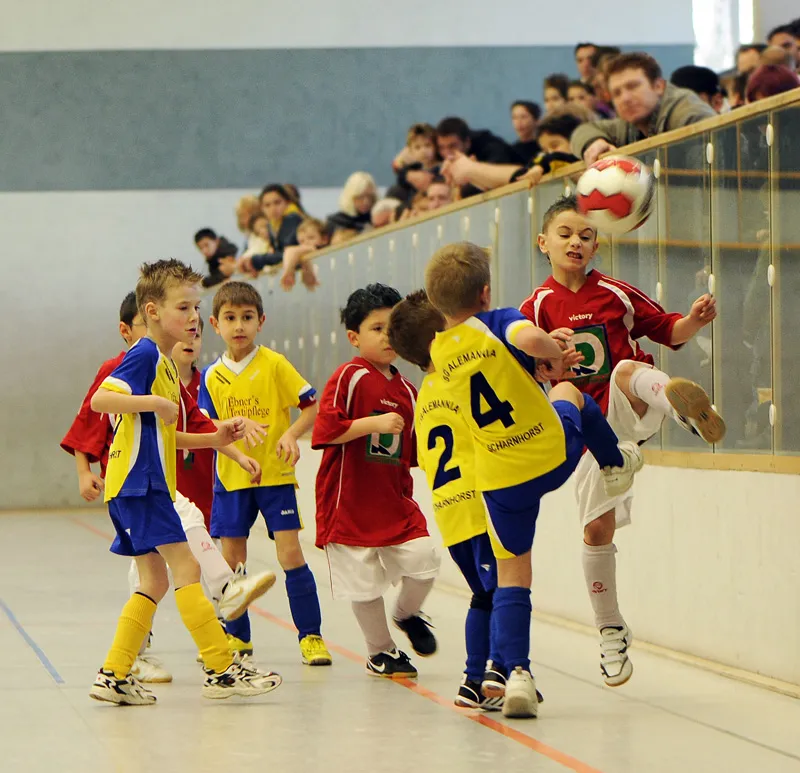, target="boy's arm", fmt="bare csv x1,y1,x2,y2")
91,389,177,424
670,294,717,345
508,322,568,360
218,445,261,485
326,414,404,445
75,450,104,502
276,403,318,466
